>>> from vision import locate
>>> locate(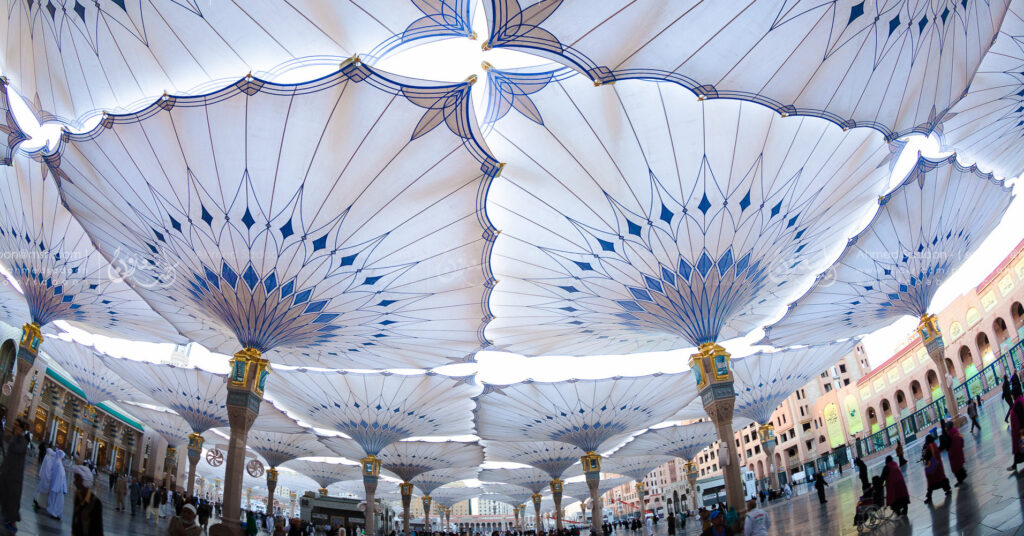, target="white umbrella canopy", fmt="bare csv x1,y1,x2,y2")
41,337,151,406
123,403,192,447
0,78,27,165
560,476,632,501
428,485,484,508
2,0,478,127
474,373,697,454
47,61,499,369
482,0,1008,140
281,460,364,490
482,440,585,481
101,357,229,435
271,370,479,456
412,466,480,496
731,340,860,425
598,455,675,483
479,467,553,494
243,430,331,469
482,65,902,356
762,155,1015,347
481,484,534,507
0,151,182,343
0,275,30,329
321,438,484,482
101,357,305,434
939,1,1024,179
613,422,718,461
328,478,402,498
